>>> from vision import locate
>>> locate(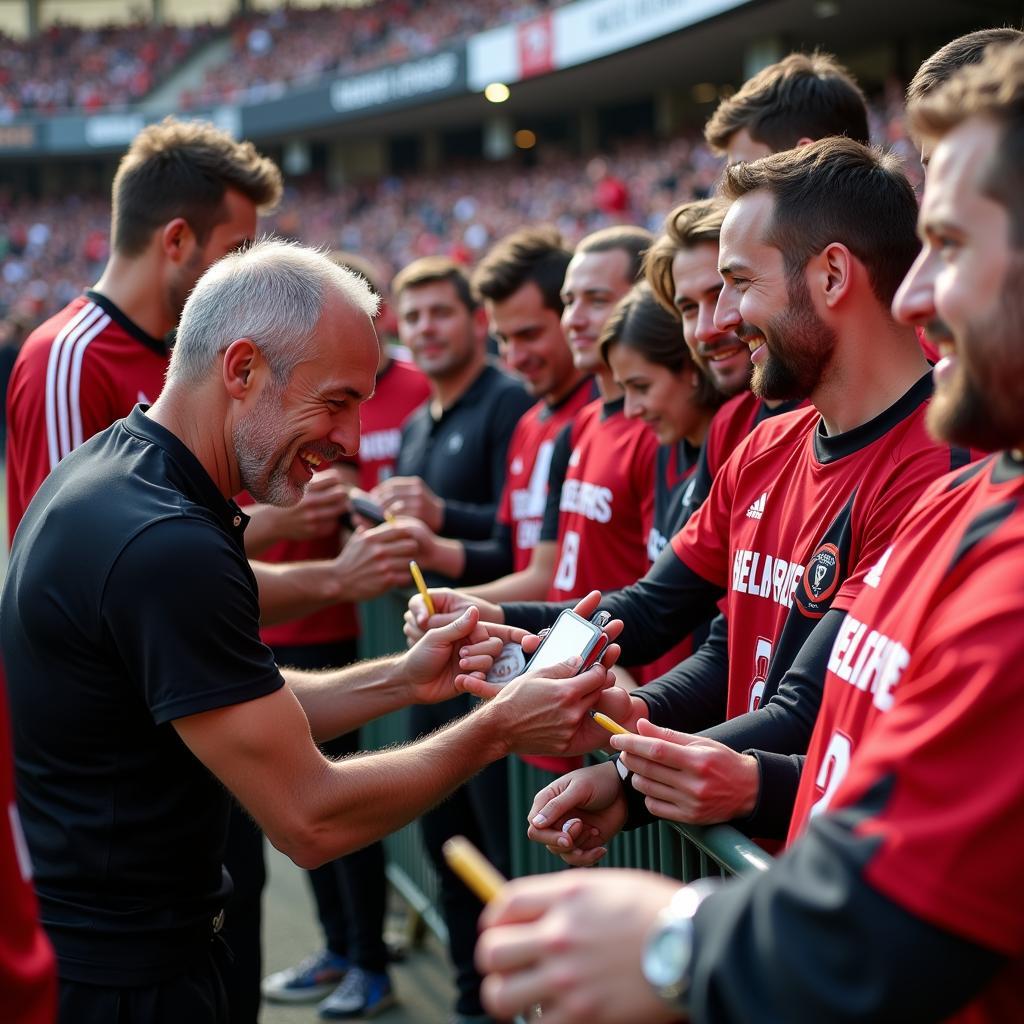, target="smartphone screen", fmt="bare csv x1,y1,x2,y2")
526,611,601,675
